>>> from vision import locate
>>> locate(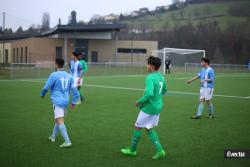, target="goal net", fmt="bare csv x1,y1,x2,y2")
152,48,205,74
